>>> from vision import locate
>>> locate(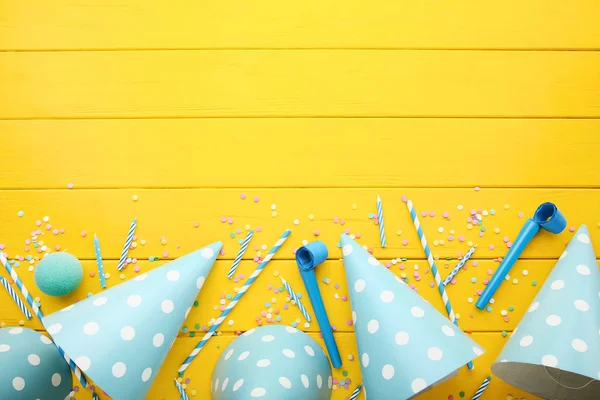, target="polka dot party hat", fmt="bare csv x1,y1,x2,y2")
493,225,600,399
340,234,484,399
41,241,222,400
